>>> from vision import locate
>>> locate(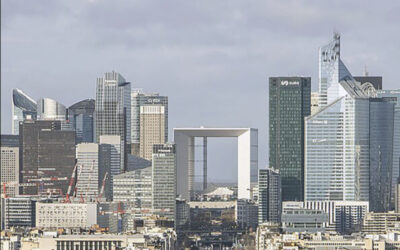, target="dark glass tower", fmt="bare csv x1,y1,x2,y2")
369,97,395,212
68,99,95,143
269,77,311,201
